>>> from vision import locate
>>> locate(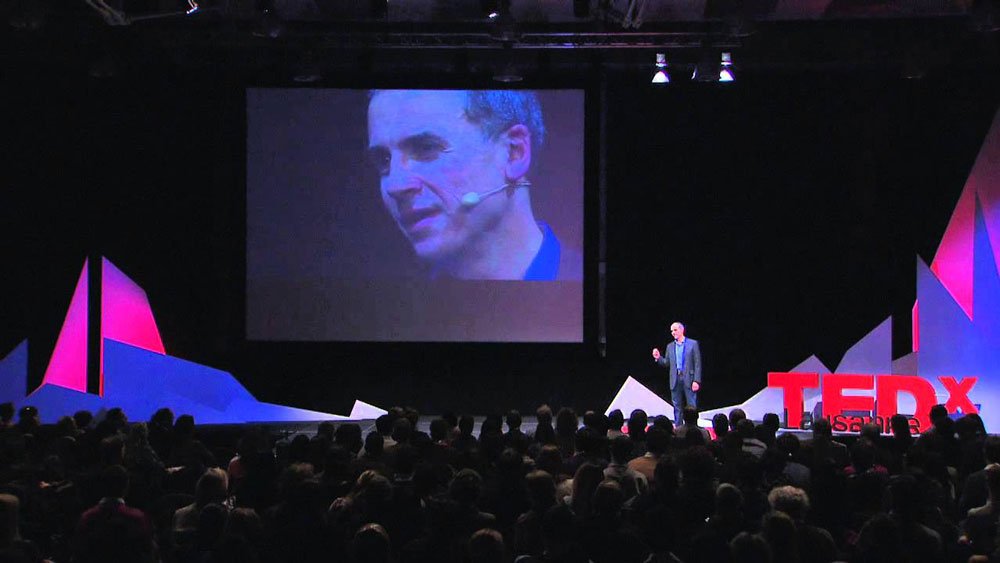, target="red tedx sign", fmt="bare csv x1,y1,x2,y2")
767,373,978,432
